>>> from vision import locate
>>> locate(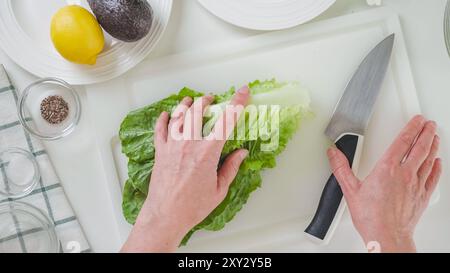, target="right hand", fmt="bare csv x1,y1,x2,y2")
327,115,442,252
